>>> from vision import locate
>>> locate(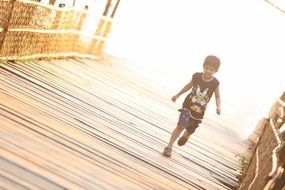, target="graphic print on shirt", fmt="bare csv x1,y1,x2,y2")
189,85,210,113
